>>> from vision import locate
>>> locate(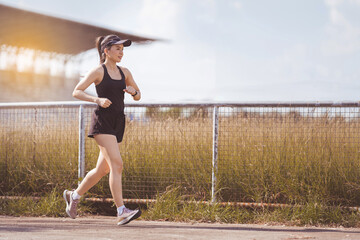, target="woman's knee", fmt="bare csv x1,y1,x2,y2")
109,158,123,174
